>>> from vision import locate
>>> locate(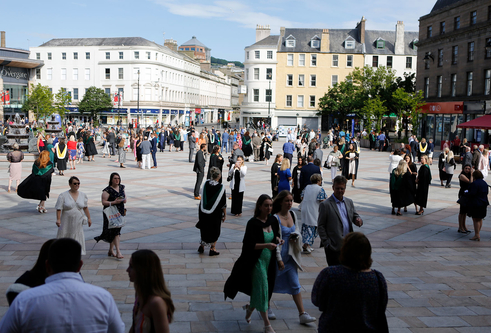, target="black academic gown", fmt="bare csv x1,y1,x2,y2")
415,164,432,208
207,153,224,183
